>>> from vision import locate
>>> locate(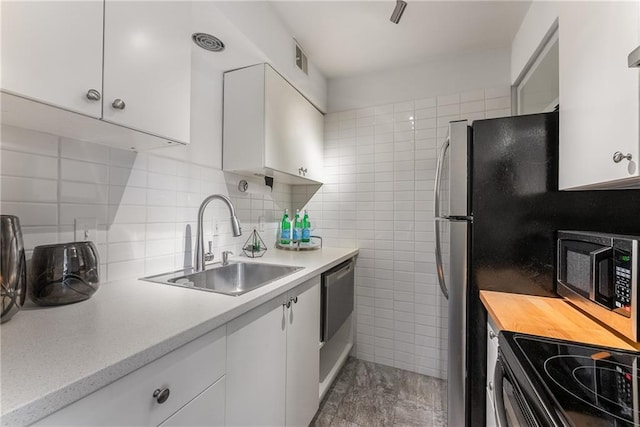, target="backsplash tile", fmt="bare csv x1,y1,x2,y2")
306,85,510,379
1,125,292,283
